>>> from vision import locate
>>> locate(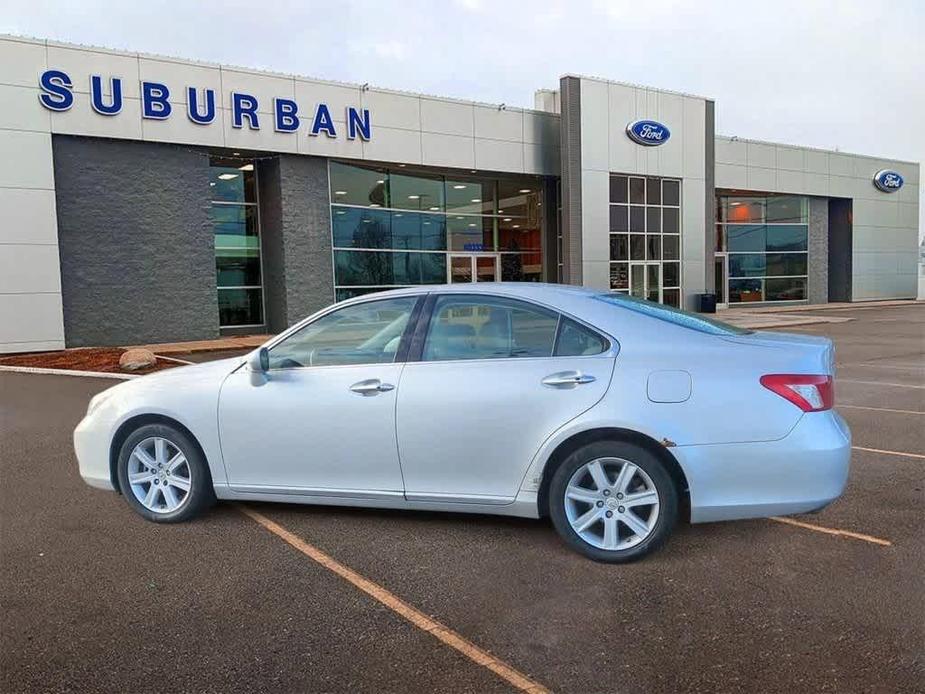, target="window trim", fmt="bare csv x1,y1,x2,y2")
264,294,426,371
407,292,613,364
